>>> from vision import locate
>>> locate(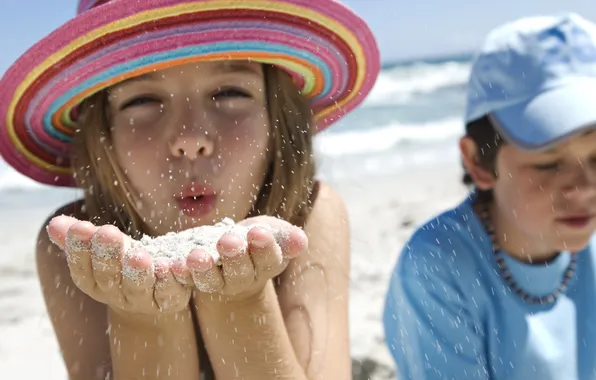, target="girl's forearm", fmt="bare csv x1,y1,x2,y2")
194,281,308,380
107,307,200,380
